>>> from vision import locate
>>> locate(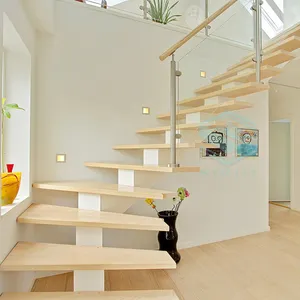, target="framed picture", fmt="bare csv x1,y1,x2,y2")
201,128,227,157
236,128,259,157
